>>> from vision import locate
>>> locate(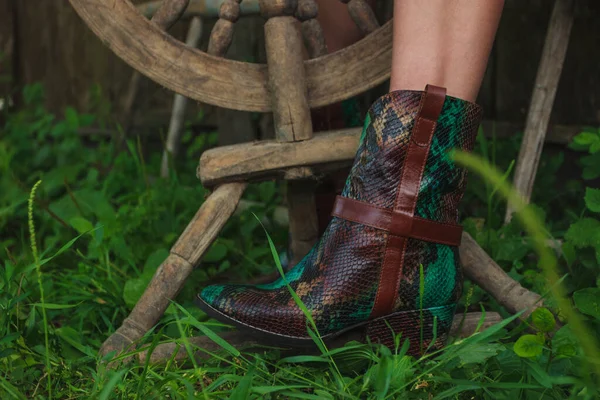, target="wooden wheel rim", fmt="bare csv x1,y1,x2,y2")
69,0,392,112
